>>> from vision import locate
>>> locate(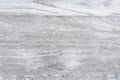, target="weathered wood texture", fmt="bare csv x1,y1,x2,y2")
0,0,120,80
